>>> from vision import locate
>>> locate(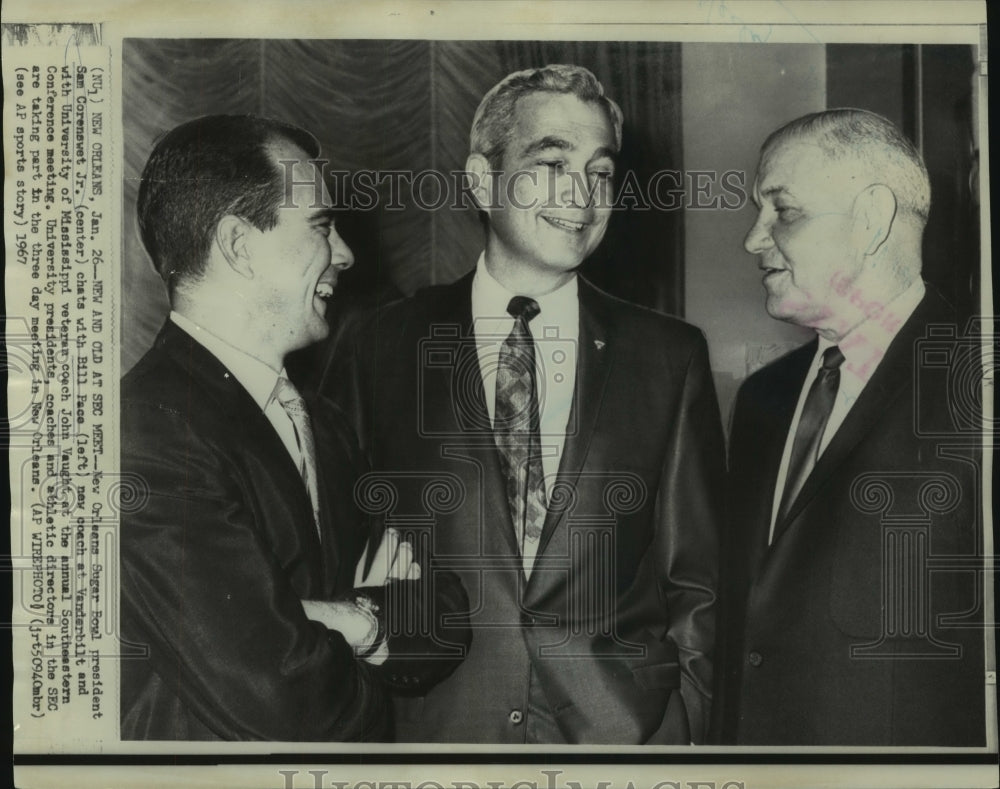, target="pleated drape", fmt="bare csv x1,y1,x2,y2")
122,40,682,373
